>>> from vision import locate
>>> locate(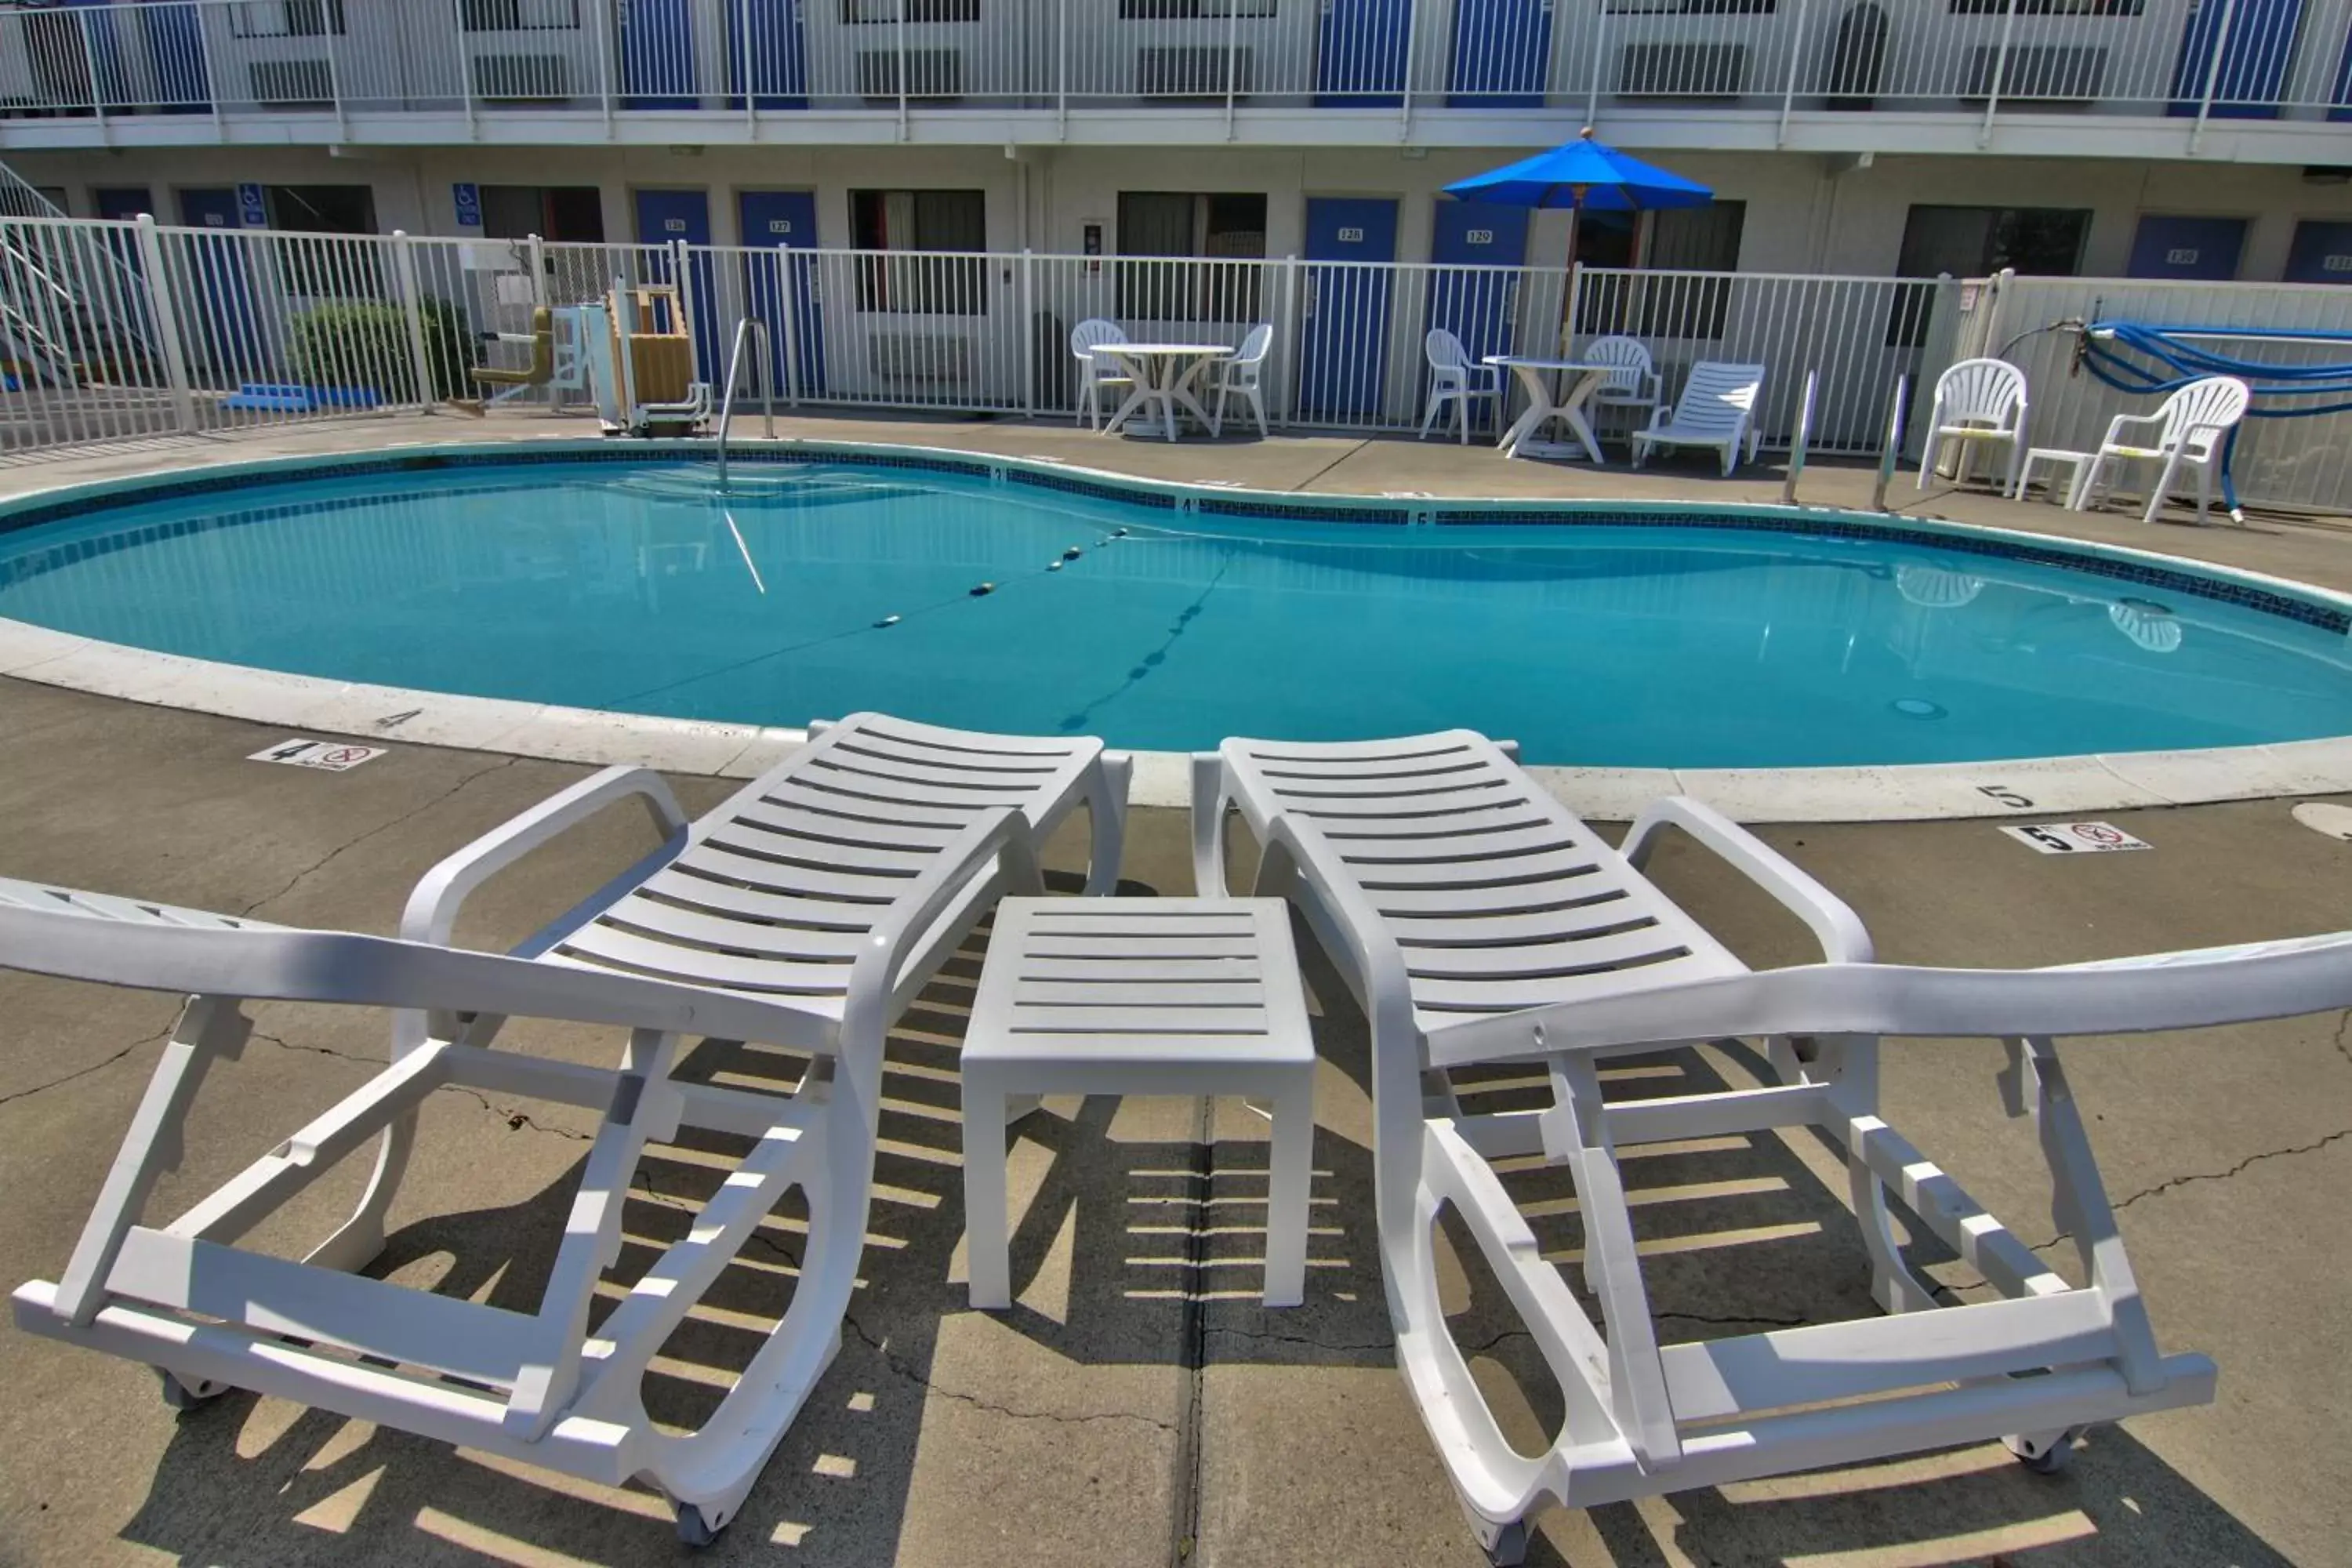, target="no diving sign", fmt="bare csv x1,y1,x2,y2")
2001,821,2151,855
249,738,387,772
